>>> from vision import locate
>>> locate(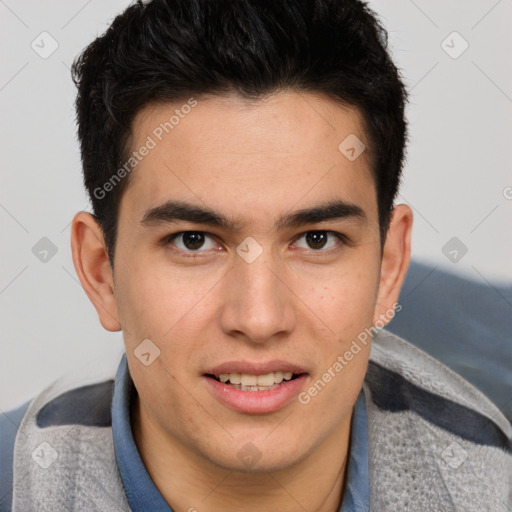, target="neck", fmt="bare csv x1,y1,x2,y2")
132,393,353,512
